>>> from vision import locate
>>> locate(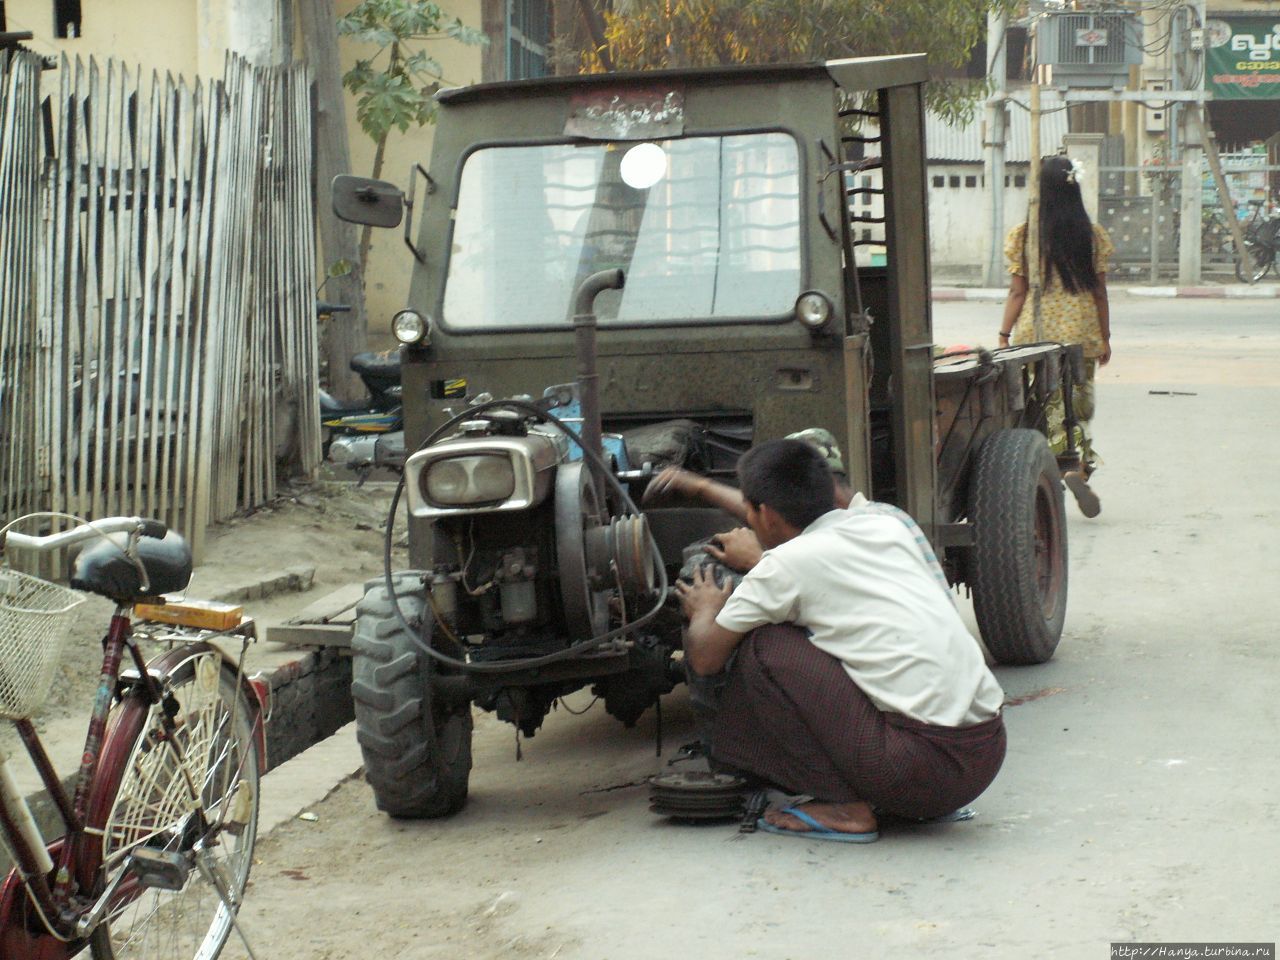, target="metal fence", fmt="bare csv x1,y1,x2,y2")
0,52,319,560
1098,160,1280,279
